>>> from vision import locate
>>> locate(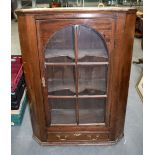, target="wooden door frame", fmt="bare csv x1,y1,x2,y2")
36,17,116,130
